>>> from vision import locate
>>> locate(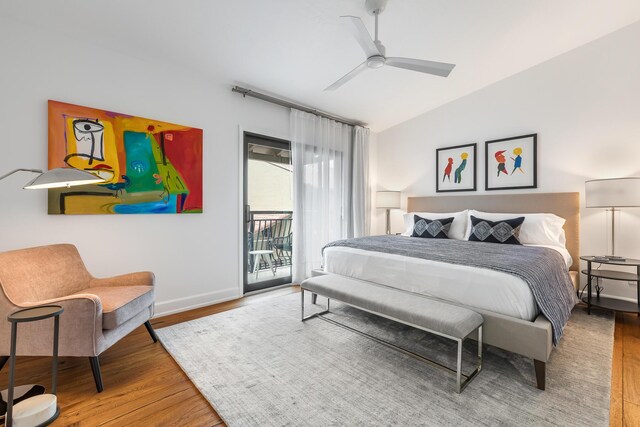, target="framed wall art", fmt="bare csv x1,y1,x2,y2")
48,100,203,214
485,134,537,191
436,143,476,192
